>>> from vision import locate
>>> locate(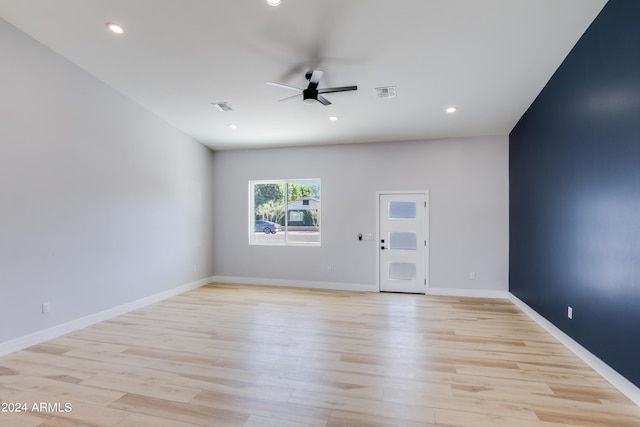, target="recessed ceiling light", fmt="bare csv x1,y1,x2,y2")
106,22,124,35
446,107,457,113
328,116,338,121
228,124,238,129
266,0,281,6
